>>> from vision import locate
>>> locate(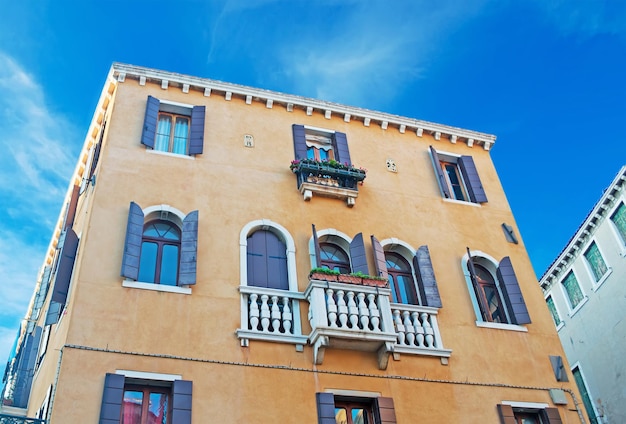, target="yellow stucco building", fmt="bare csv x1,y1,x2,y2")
2,63,587,423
